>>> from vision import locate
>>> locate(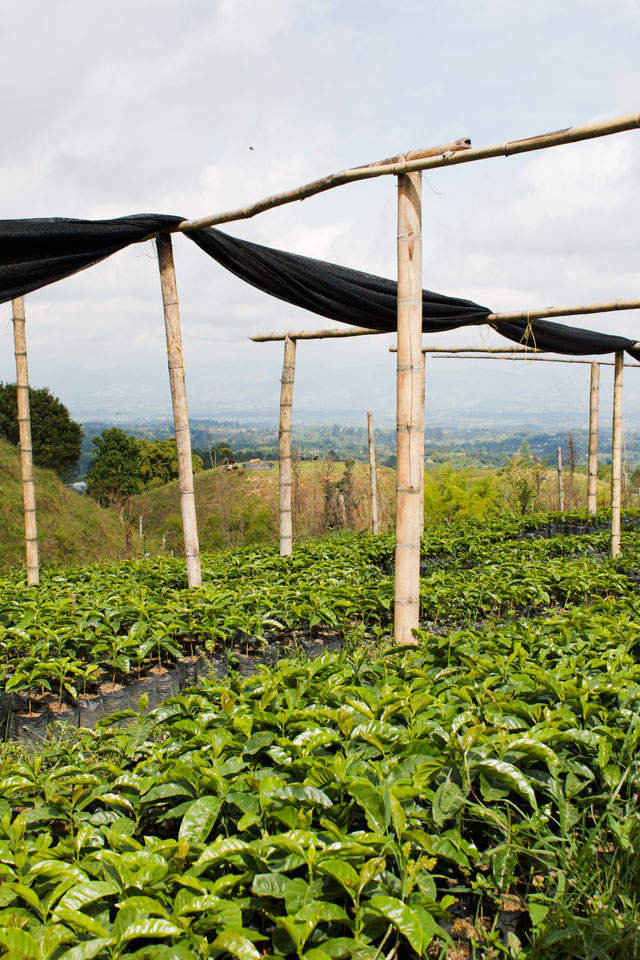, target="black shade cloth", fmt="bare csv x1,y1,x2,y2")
0,215,182,304
0,215,638,361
